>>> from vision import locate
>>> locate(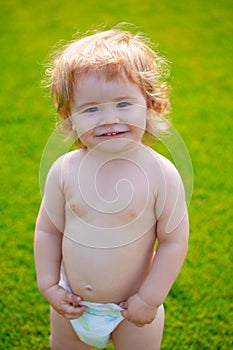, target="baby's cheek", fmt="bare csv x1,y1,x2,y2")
119,107,147,131
72,115,99,138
